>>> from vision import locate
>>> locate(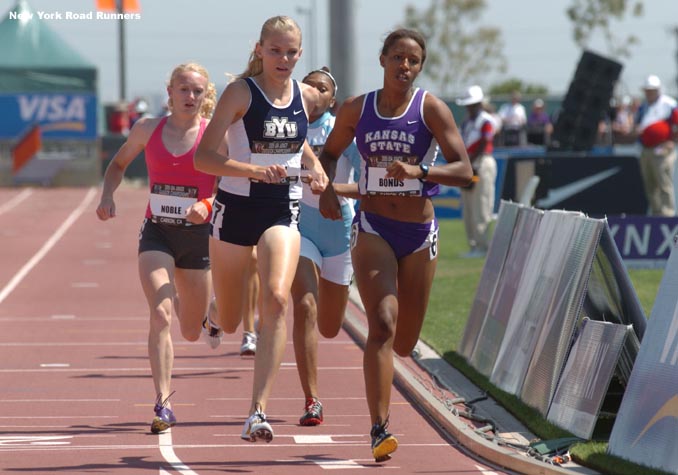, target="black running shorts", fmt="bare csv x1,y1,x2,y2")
138,219,211,269
210,189,300,246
